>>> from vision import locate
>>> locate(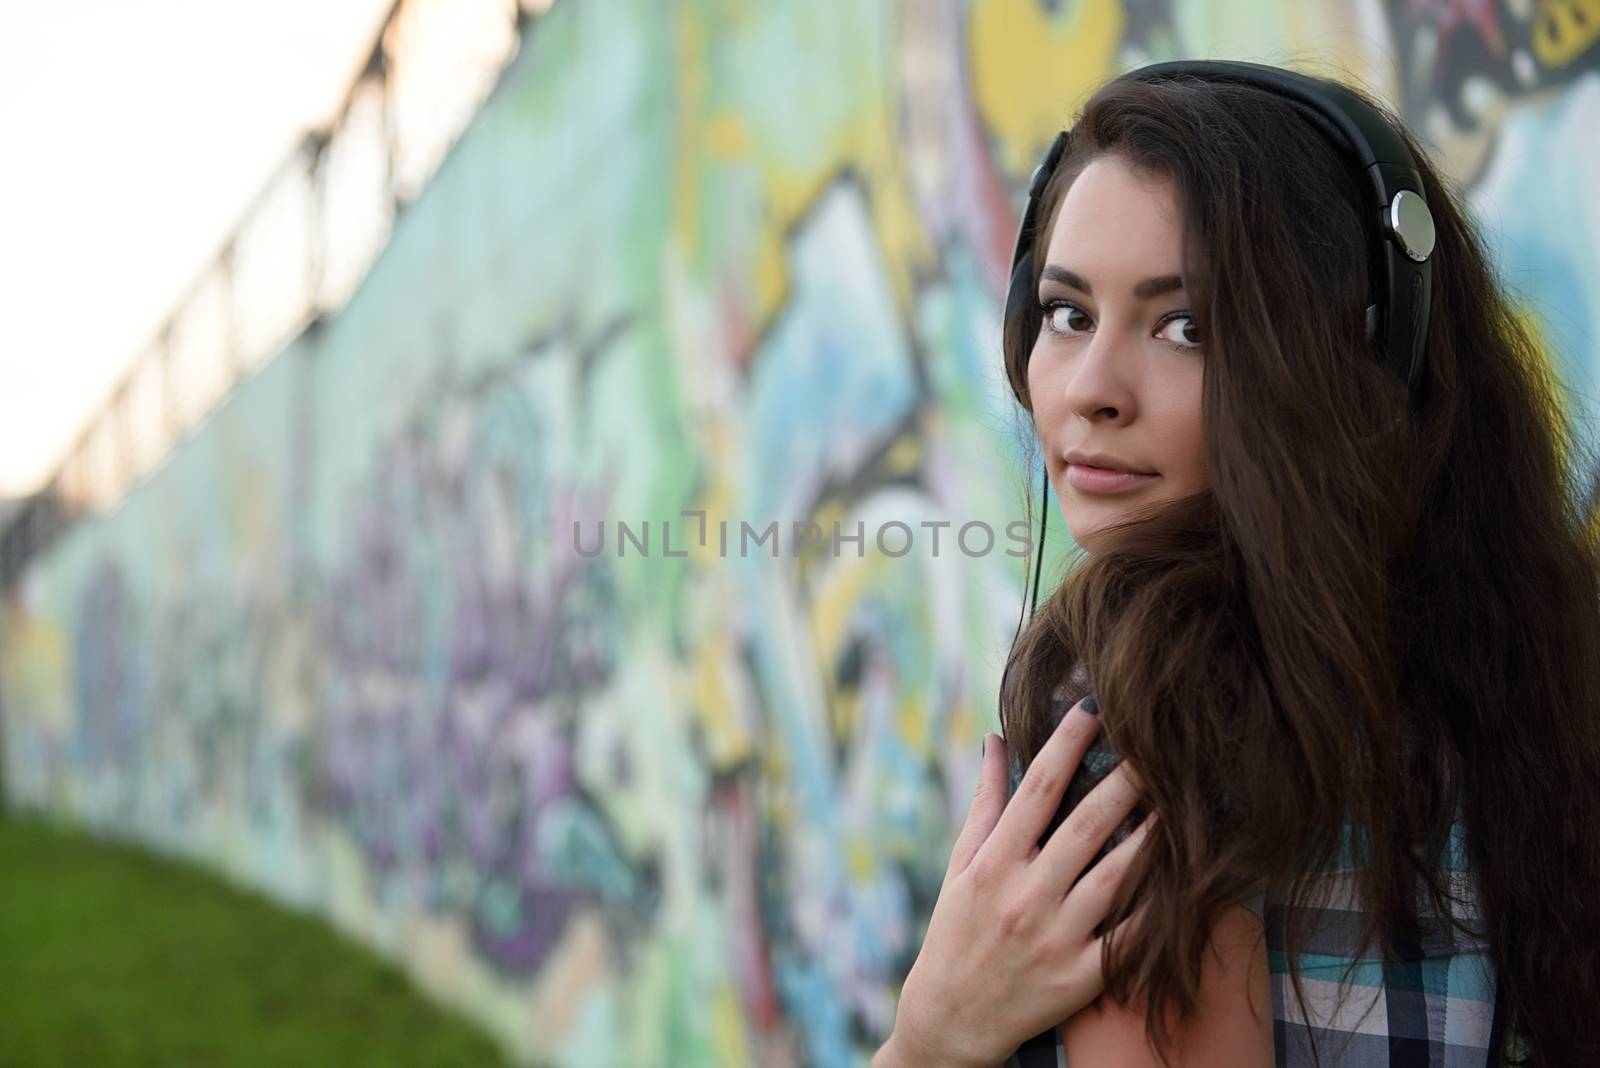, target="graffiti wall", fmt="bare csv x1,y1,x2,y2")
4,1,1598,1065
